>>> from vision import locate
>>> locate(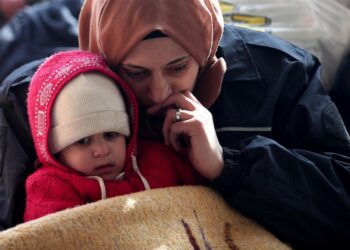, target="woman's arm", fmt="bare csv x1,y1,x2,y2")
213,136,350,249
